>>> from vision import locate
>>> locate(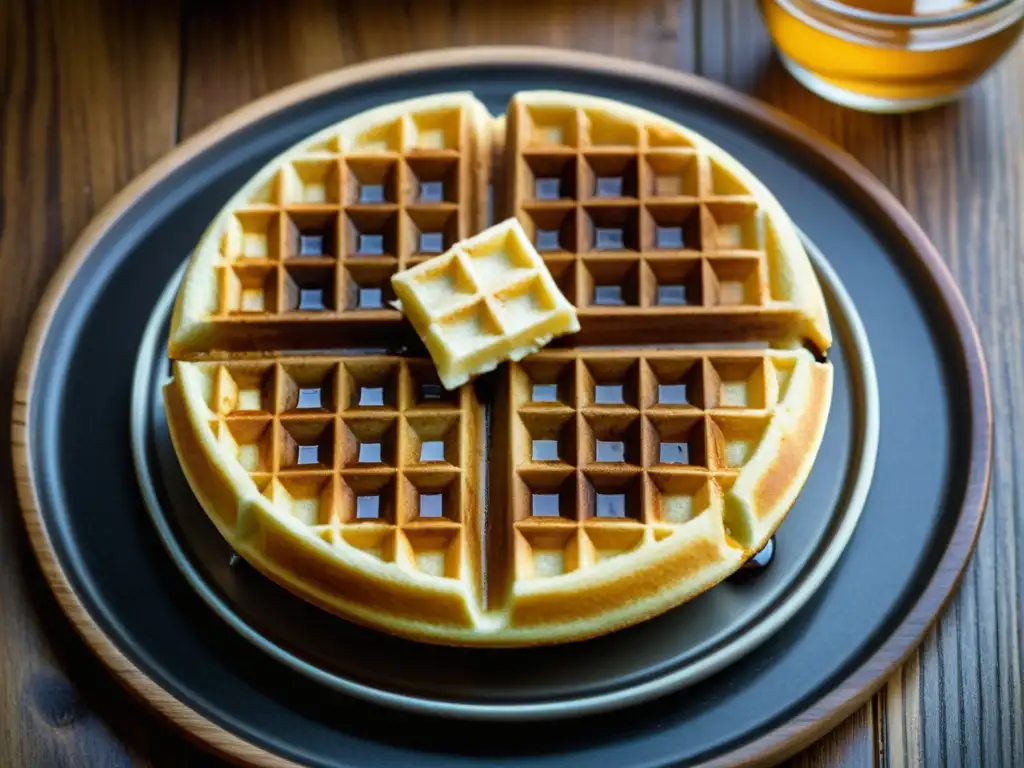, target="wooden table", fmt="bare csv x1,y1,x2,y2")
2,2,1021,765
